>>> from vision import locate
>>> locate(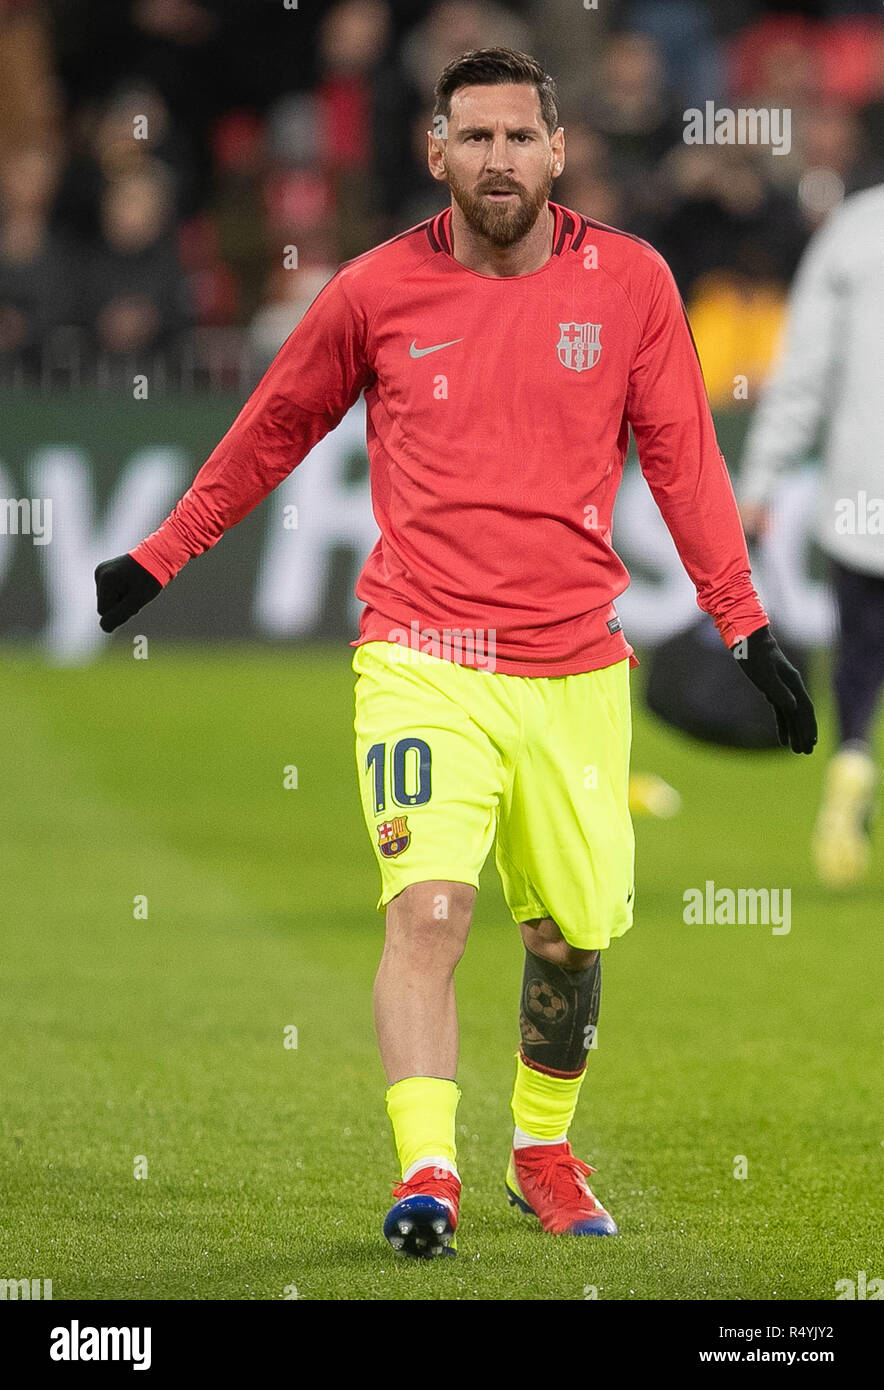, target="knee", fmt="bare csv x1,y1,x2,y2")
520,917,599,971
385,880,475,967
